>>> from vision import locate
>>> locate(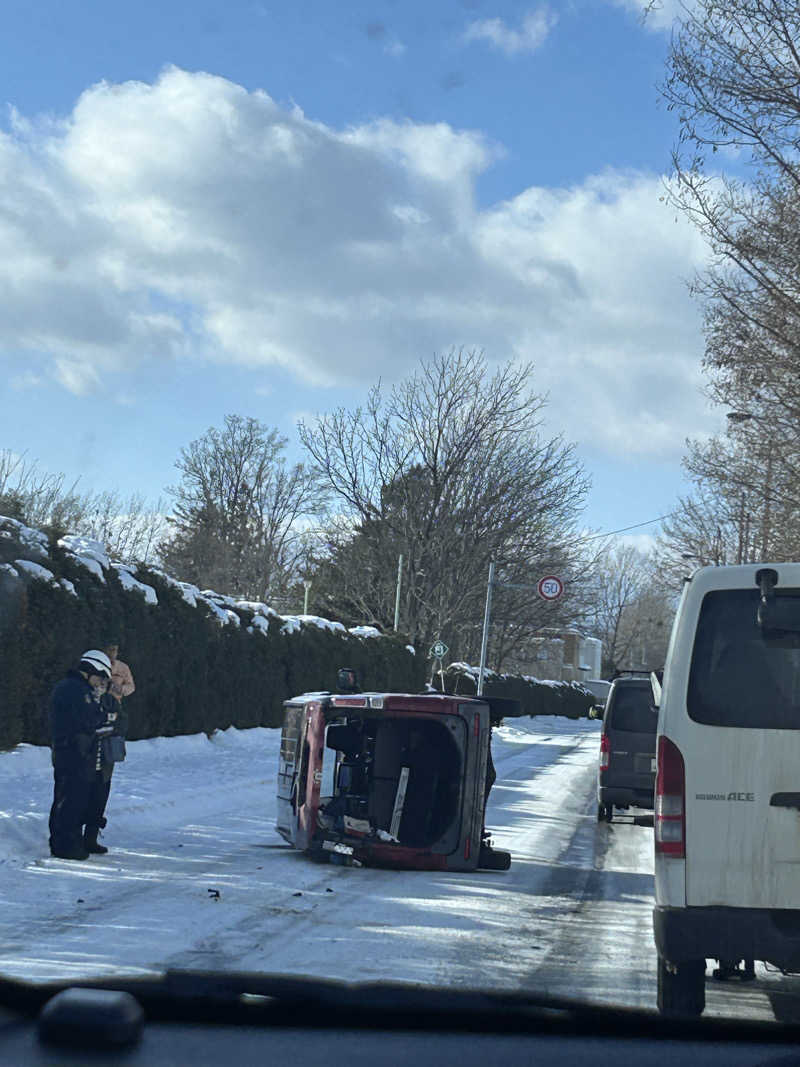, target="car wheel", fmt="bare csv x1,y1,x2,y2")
657,956,705,1017
604,804,613,822
597,803,605,822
